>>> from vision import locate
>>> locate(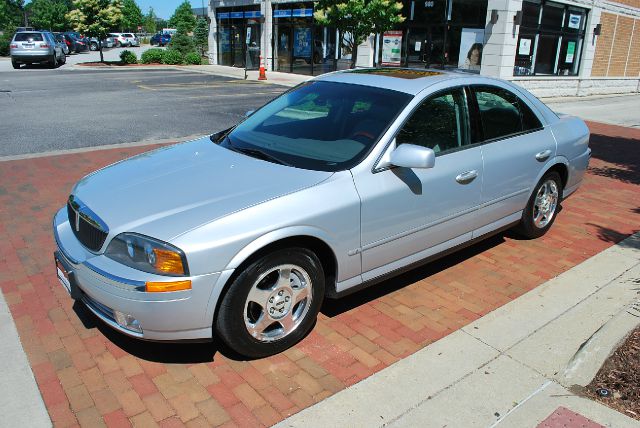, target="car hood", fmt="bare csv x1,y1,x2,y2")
72,137,333,243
